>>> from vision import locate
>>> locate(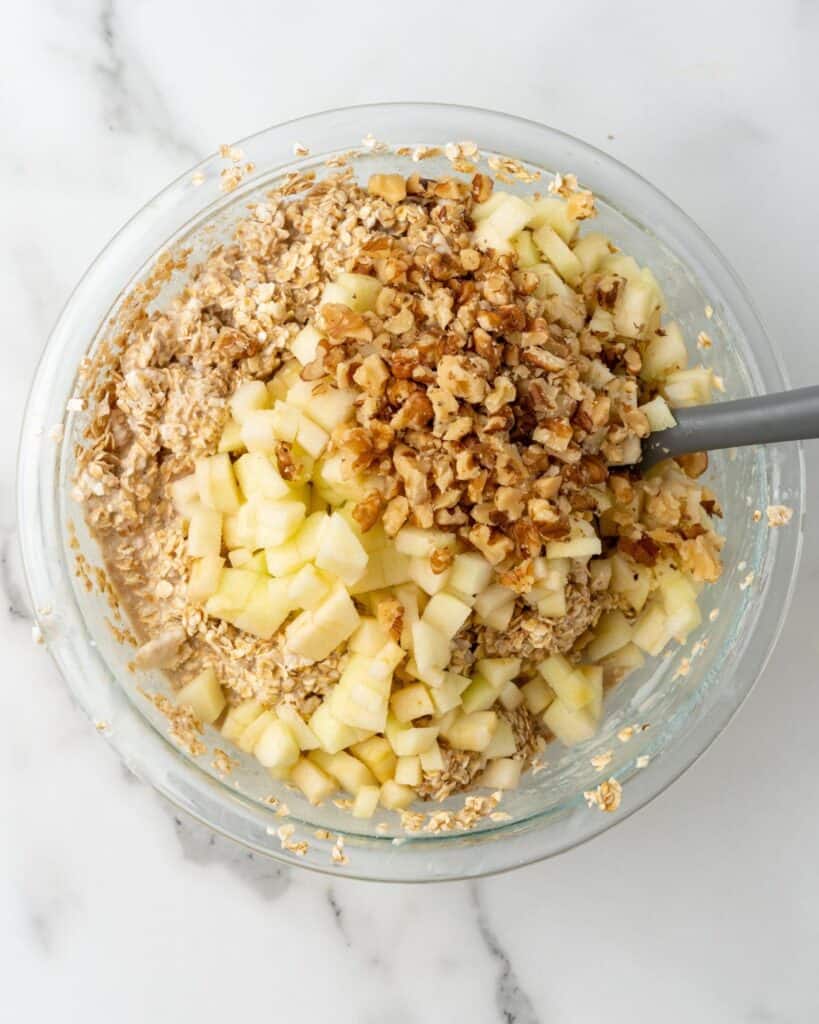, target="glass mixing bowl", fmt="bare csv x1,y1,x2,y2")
18,103,804,881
